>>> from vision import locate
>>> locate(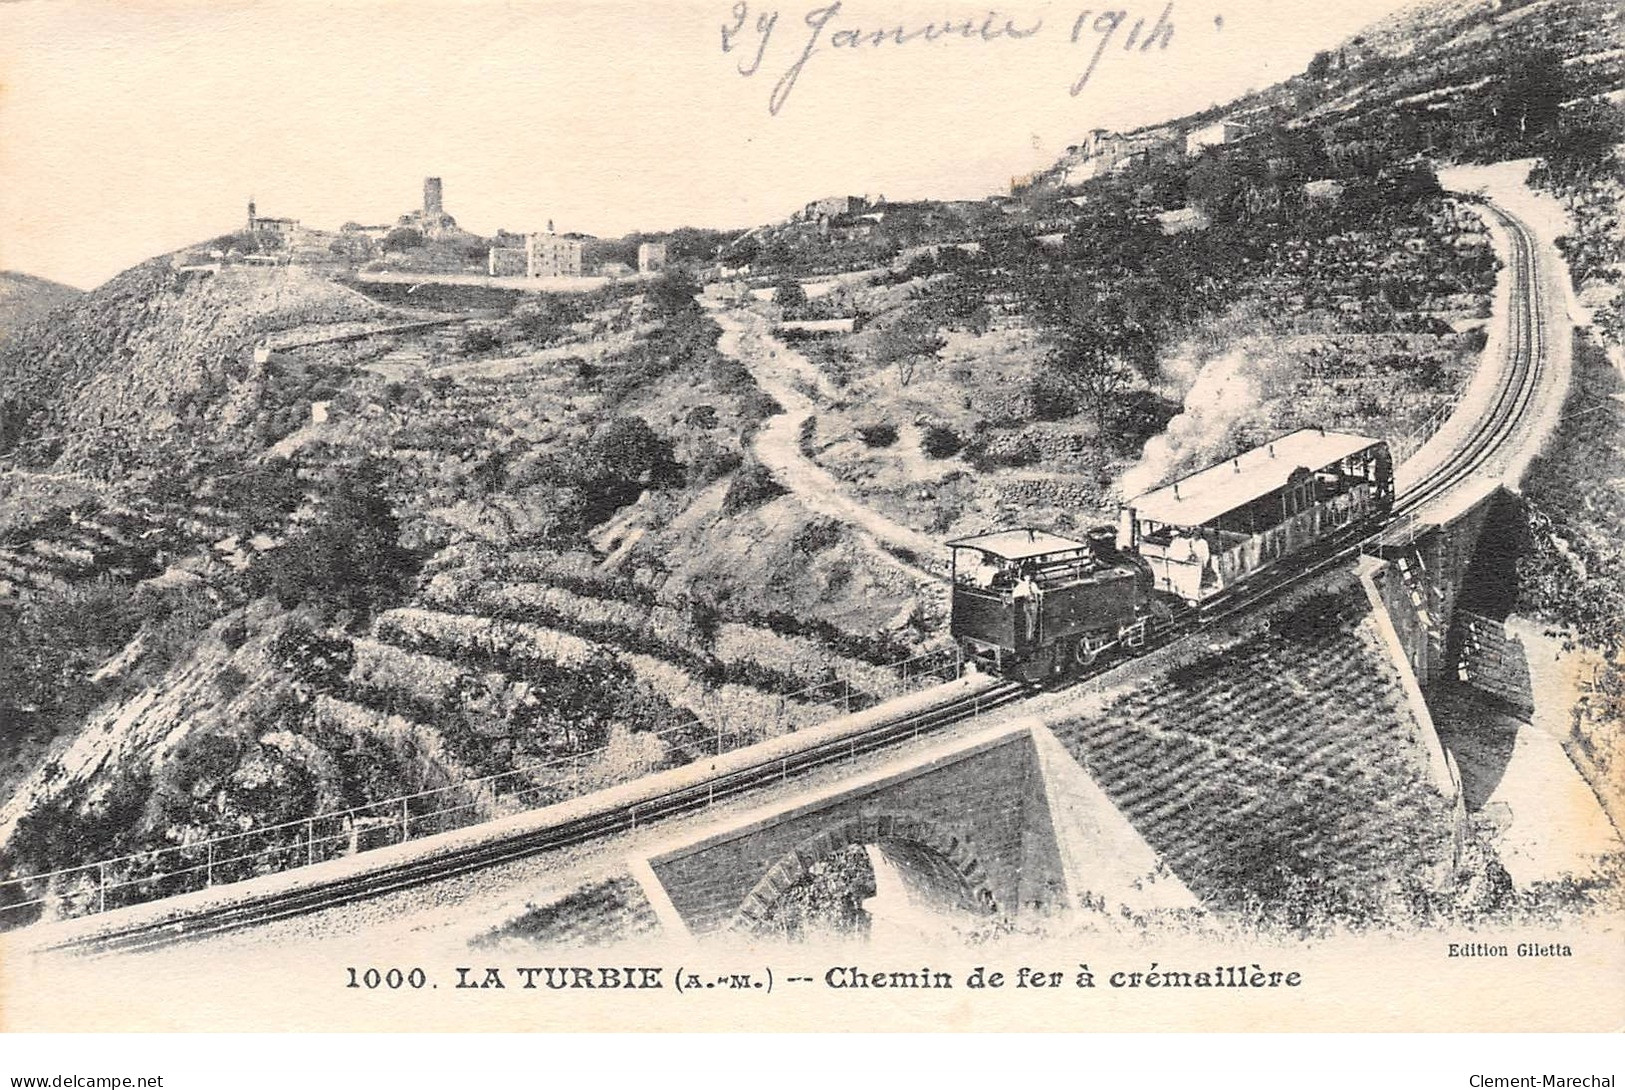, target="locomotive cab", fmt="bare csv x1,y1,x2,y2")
948,528,1144,682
